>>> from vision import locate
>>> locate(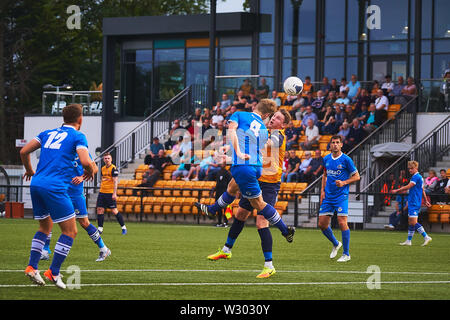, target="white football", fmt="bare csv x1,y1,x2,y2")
283,76,304,96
